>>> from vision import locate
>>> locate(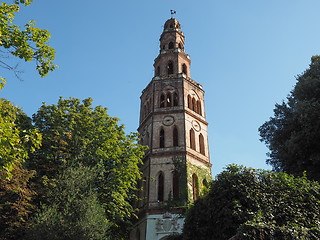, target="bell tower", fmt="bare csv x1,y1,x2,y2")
131,18,212,240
